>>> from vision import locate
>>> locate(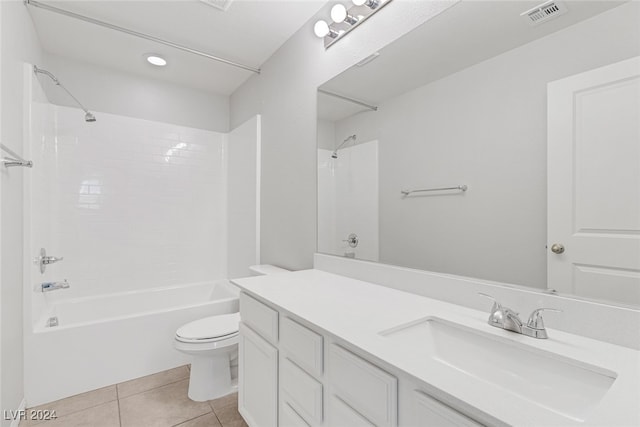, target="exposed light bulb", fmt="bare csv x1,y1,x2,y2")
331,4,348,23
314,20,330,38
